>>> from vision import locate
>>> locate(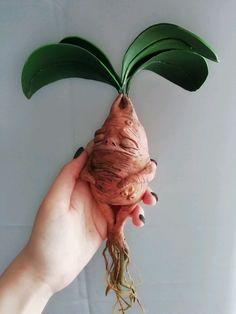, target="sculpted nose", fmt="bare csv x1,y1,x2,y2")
104,138,117,146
